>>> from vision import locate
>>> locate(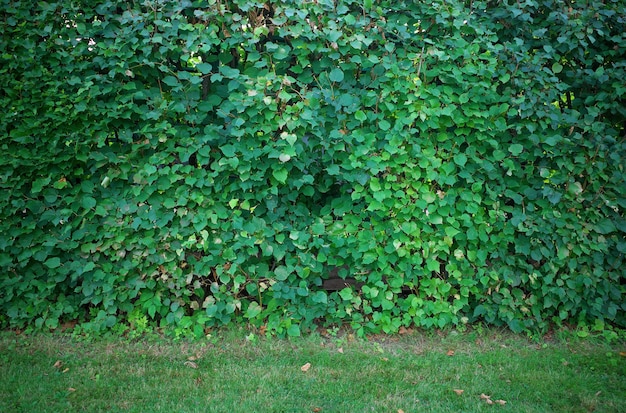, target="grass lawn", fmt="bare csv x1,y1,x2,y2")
1,327,624,413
